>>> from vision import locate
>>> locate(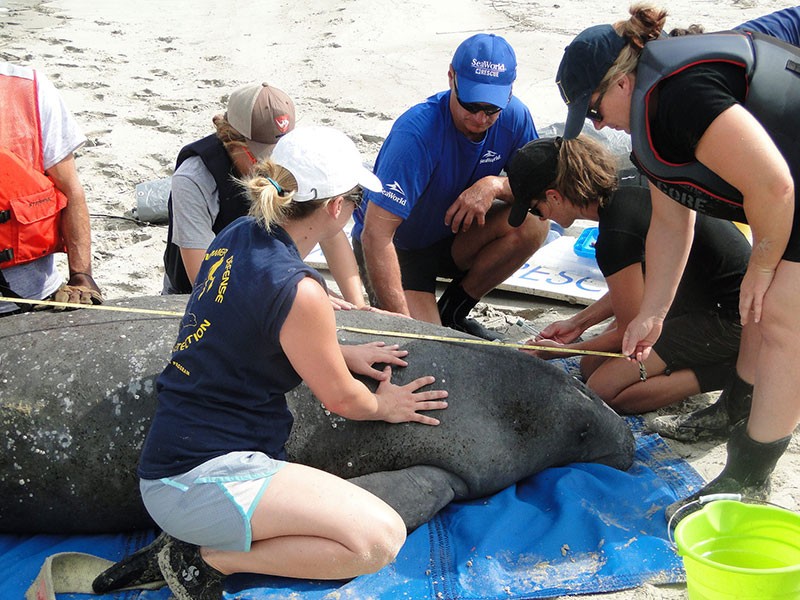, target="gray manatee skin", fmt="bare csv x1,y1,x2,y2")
0,296,634,534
